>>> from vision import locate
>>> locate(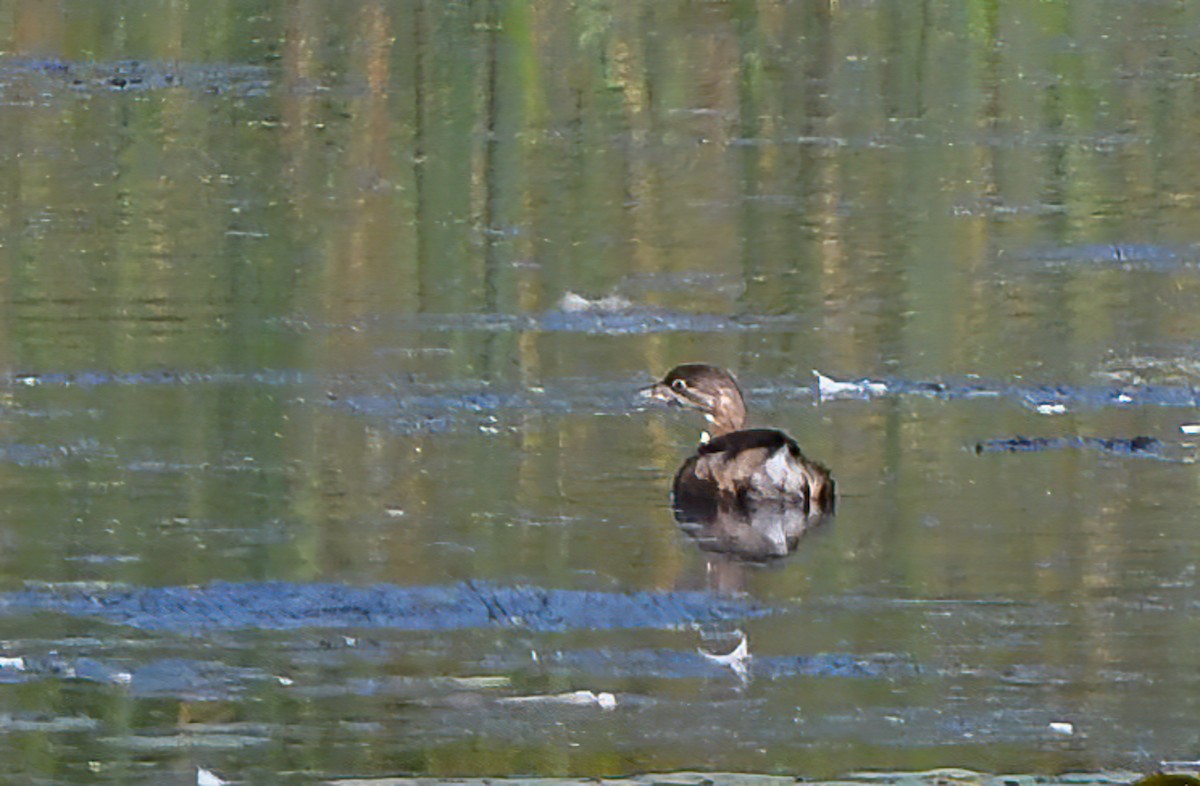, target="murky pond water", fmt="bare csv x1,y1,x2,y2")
2,1,1200,783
